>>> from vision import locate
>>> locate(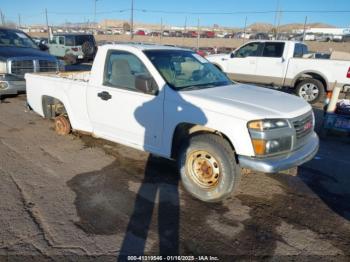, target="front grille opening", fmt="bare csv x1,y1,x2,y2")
293,114,313,139
10,59,57,77
39,60,57,72
11,60,34,77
